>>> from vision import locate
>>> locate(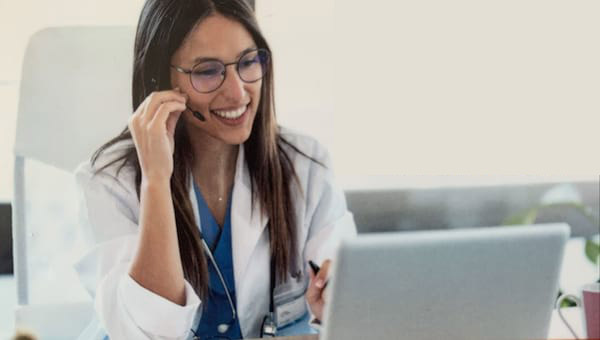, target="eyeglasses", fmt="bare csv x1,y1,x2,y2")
171,48,270,93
